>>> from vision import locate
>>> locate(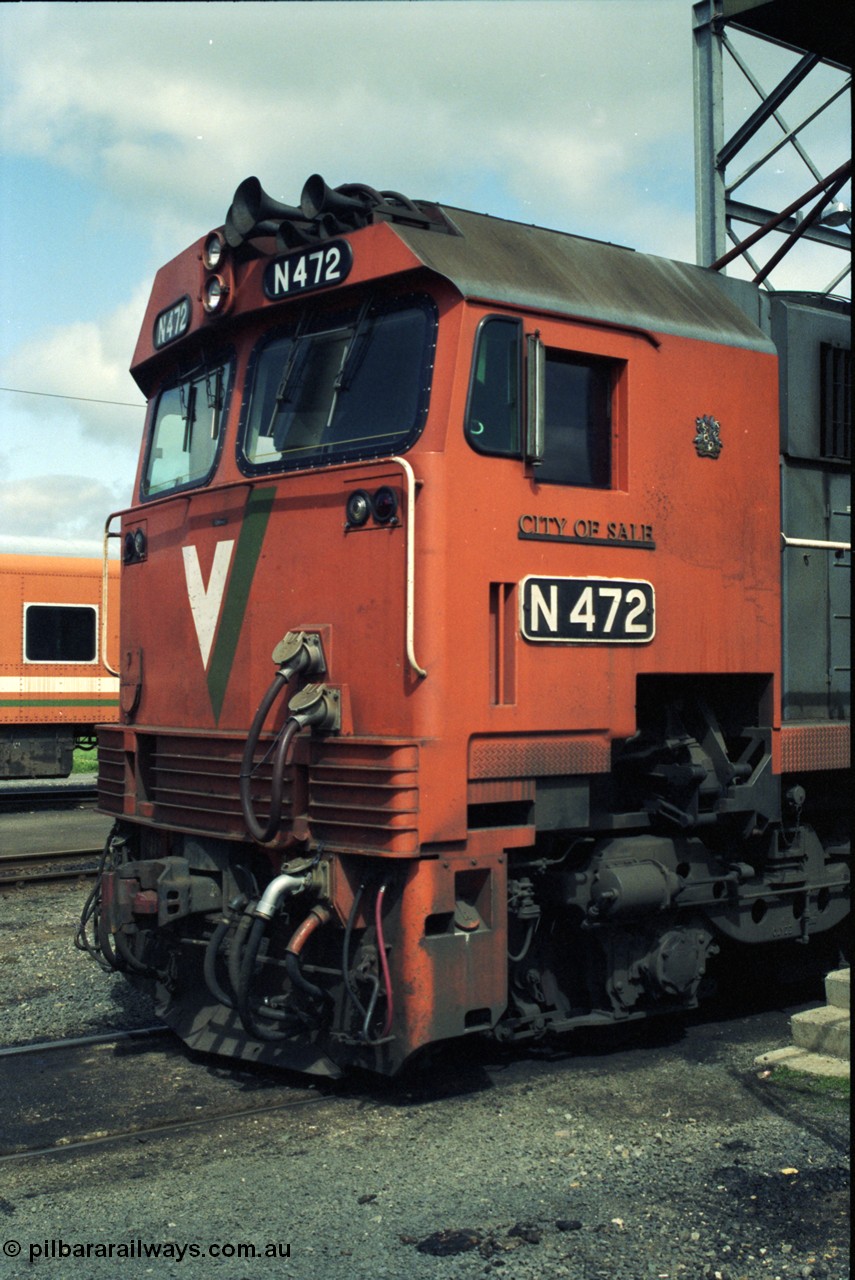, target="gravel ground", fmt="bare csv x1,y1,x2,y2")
0,880,849,1280
0,879,157,1046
